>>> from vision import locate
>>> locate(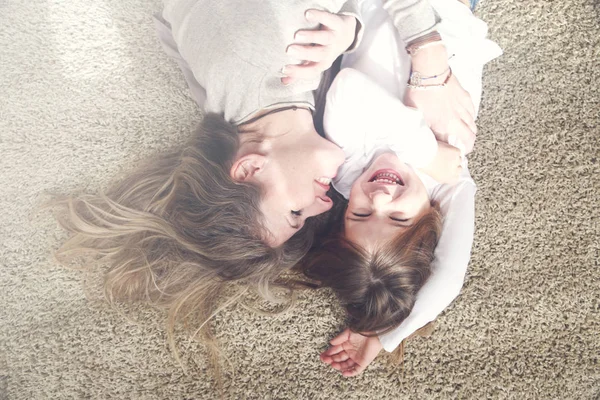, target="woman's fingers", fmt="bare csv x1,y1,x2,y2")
459,90,476,119
282,62,325,81
282,11,355,85
444,118,475,154
280,76,293,85
294,29,335,46
287,44,329,63
457,119,476,154
457,90,477,151
305,9,343,29
457,103,477,136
